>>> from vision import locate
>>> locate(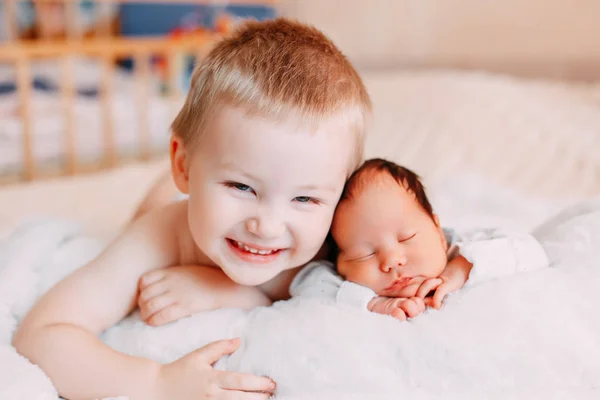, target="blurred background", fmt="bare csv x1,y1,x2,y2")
0,1,278,182
0,0,599,237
